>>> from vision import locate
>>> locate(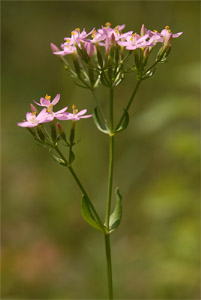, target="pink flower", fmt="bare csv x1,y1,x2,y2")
17,108,51,127
34,94,69,121
149,26,183,44
67,104,92,121
118,33,151,50
84,41,96,57
52,28,95,56
91,23,132,52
